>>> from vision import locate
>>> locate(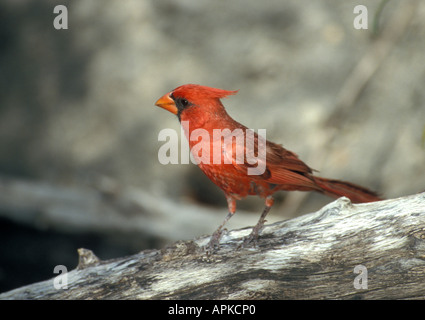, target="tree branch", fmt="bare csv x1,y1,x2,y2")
1,192,424,299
